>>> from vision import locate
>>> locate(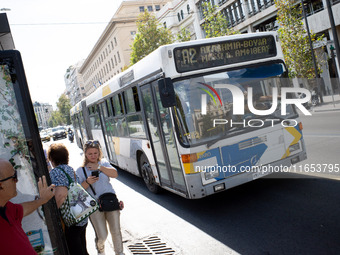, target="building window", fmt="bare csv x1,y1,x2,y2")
114,37,117,46
139,6,145,12
163,22,167,28
178,13,181,22
187,4,190,14
147,5,153,11
117,52,121,63
155,5,160,11
181,10,184,19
